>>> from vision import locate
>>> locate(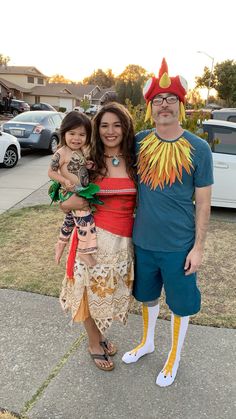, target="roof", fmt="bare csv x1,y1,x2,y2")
203,119,236,128
213,108,236,112
0,77,31,93
0,66,48,77
92,87,116,100
31,85,76,98
47,83,100,98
